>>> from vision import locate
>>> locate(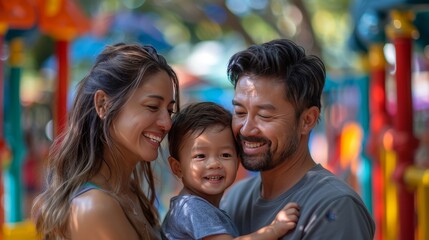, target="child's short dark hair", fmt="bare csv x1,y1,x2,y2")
168,102,236,160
